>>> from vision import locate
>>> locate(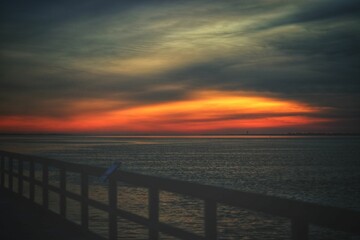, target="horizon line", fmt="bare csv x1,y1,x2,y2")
1,132,359,136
